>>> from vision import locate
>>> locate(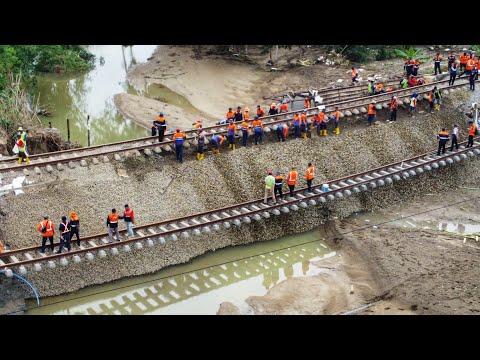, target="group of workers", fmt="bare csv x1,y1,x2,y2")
263,163,316,204
436,121,477,155
35,205,135,254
